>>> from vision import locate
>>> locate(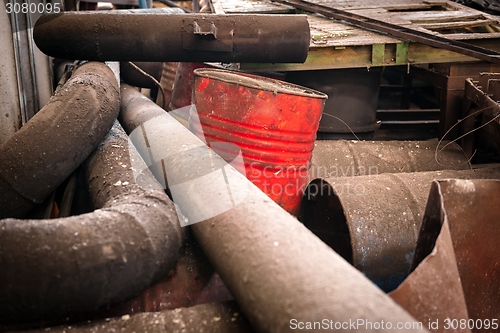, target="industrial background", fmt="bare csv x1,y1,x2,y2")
0,0,499,332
